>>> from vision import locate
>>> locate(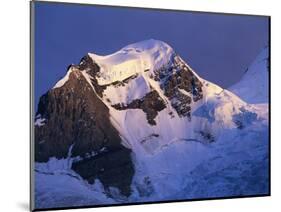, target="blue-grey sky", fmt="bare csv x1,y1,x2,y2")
34,2,269,108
